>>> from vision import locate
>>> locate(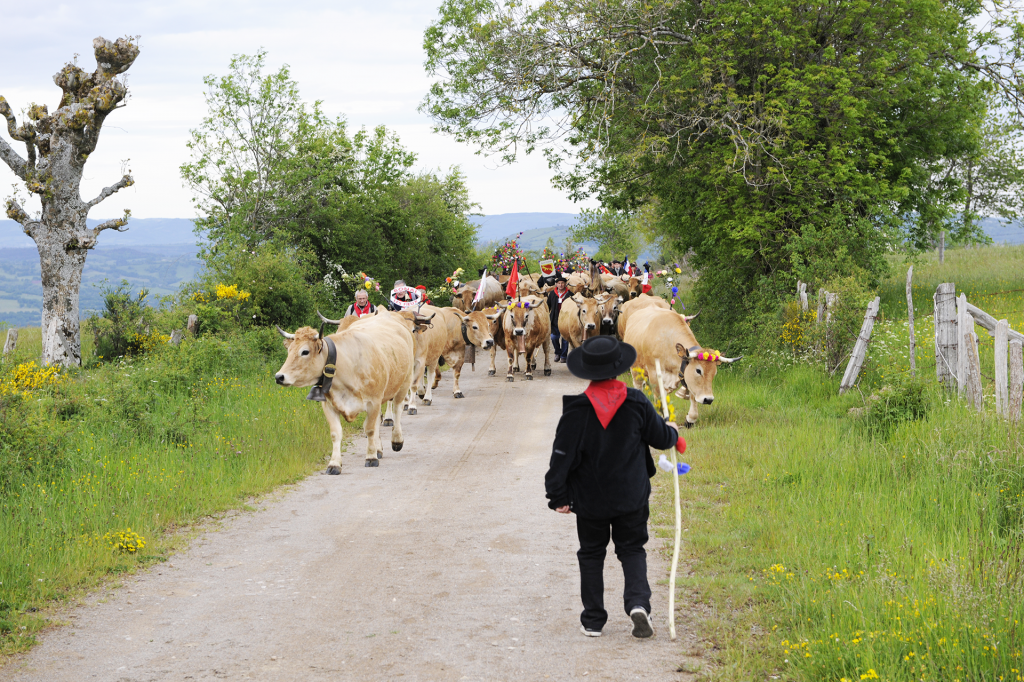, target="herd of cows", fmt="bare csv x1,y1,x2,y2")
273,267,740,473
